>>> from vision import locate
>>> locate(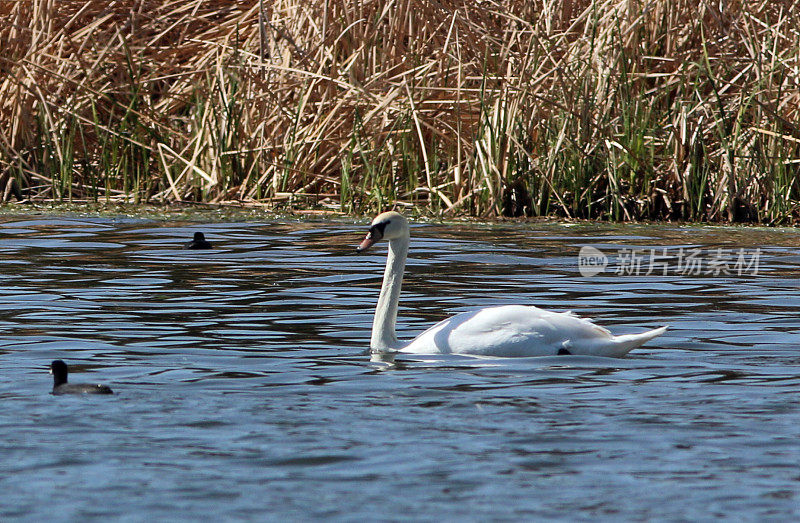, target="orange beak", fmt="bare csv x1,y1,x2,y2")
357,233,377,252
